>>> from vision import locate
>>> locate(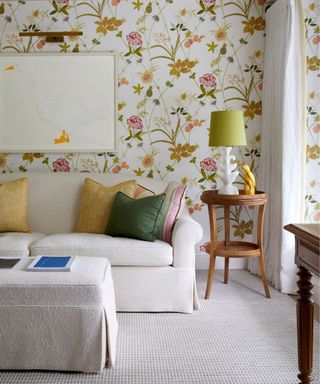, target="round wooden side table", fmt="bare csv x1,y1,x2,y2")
200,190,271,299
